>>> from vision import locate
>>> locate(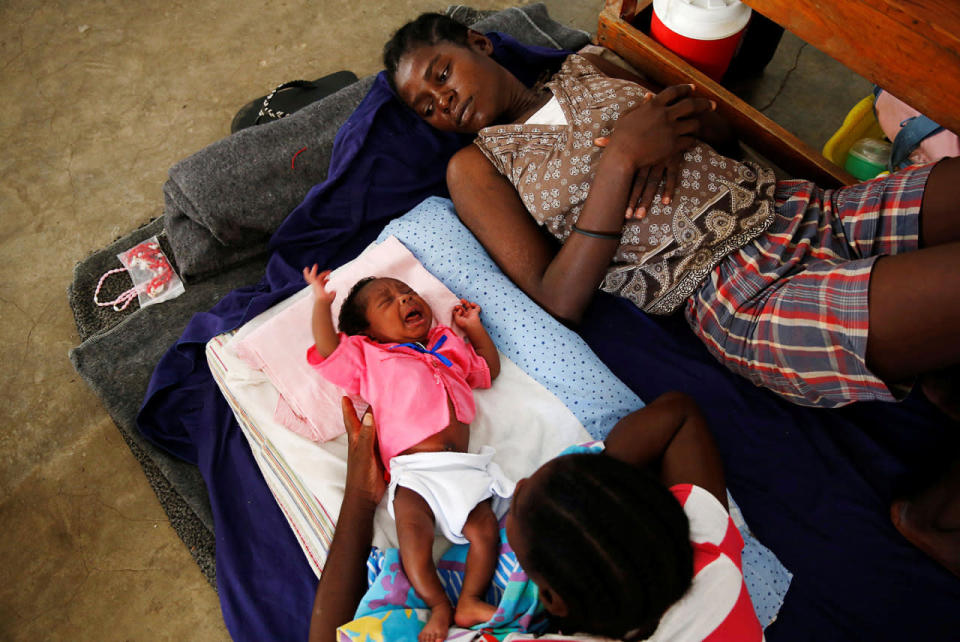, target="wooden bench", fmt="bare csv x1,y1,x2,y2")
595,0,960,188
